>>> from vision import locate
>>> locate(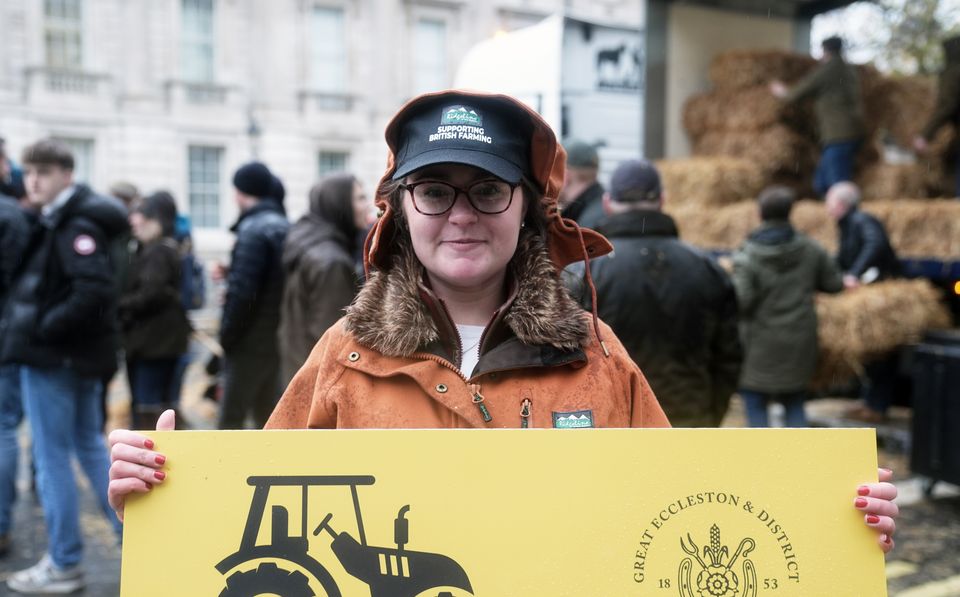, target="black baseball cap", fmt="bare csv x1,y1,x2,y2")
391,94,532,183
609,159,662,203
